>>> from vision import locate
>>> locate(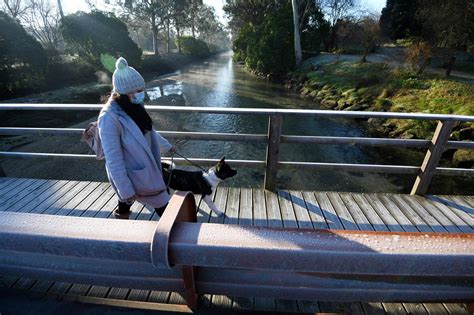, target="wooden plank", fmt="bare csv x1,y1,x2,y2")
51,182,101,216
94,190,118,219
0,275,19,287
297,300,320,313
383,303,408,314
427,195,474,229
442,196,474,219
148,291,170,303
168,292,186,304
224,187,240,225
0,179,44,210
362,194,404,232
47,282,73,295
232,187,254,311
301,191,329,229
12,180,72,213
252,189,267,227
402,303,428,314
361,302,387,315
417,197,474,233
106,287,130,300
422,303,449,315
0,178,25,195
253,297,276,312
210,294,233,309
87,286,110,298
67,182,111,217
319,302,365,314
67,284,90,296
313,192,344,229
276,299,299,312
326,192,358,230
277,190,298,228
376,194,419,232
0,178,39,204
331,193,390,314
12,278,36,290
265,190,283,227
239,188,252,226
0,180,58,212
209,186,228,223
30,280,54,293
127,289,150,302
443,303,469,314
408,195,463,233
411,120,454,195
80,185,115,218
351,193,390,232
288,191,314,229
196,190,213,223
0,177,19,191
338,193,374,231
389,194,443,232
264,115,282,191
30,181,87,214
